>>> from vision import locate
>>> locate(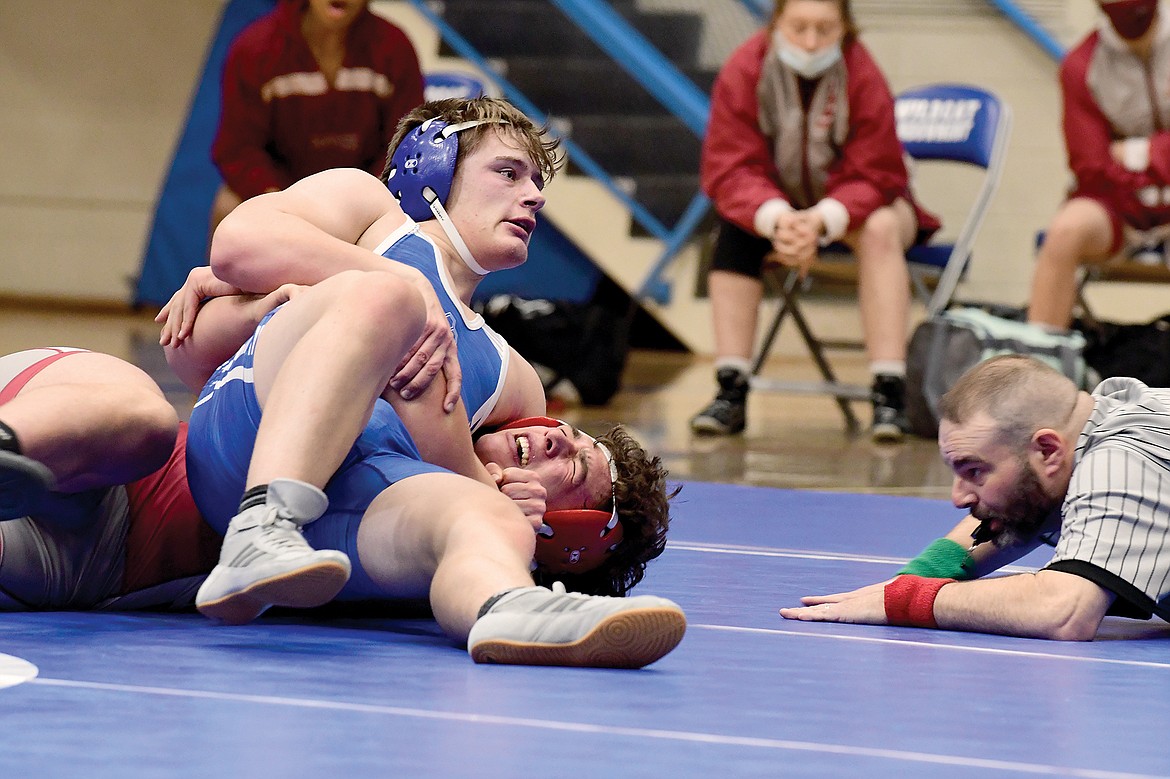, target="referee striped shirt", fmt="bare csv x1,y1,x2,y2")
1048,377,1170,622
